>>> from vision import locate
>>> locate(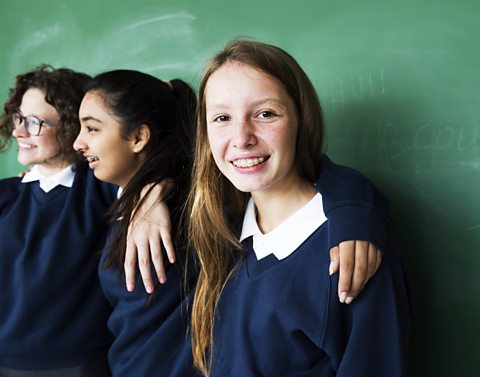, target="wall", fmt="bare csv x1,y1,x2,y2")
1,0,478,375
